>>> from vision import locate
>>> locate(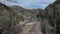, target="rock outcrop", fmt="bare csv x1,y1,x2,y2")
44,0,60,34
